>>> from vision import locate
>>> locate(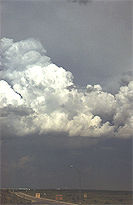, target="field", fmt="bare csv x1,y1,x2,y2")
20,189,132,204
0,189,31,204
